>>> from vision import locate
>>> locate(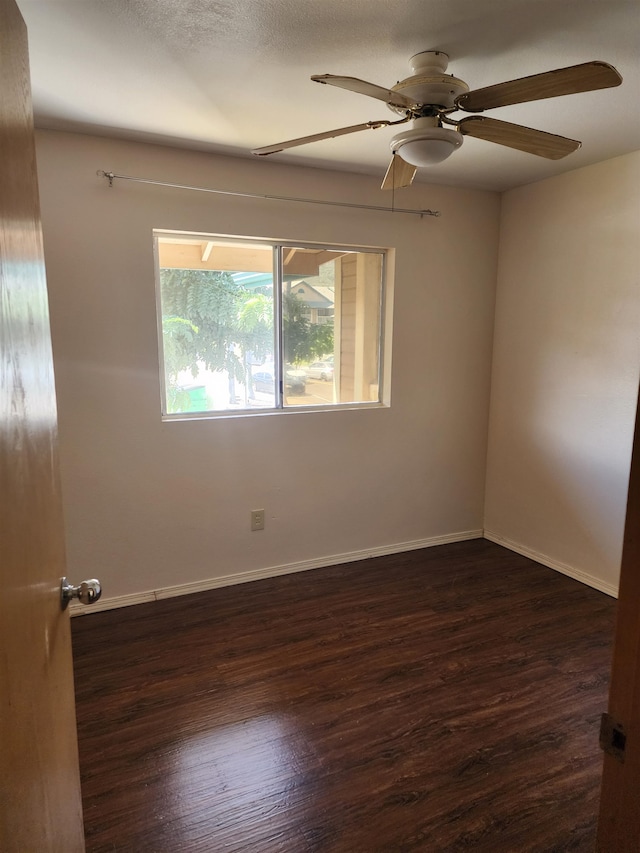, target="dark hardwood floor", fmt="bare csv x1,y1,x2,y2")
72,539,616,852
